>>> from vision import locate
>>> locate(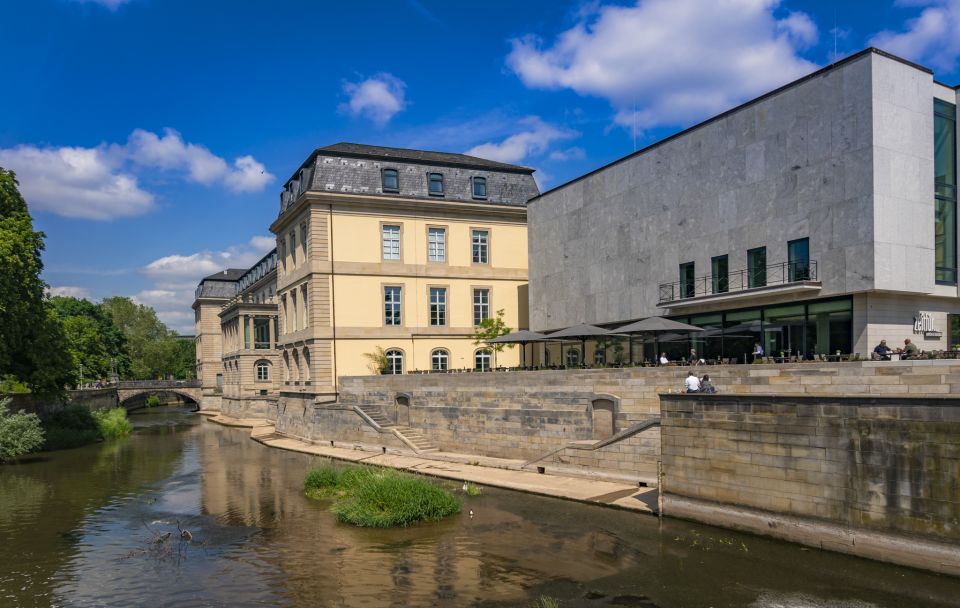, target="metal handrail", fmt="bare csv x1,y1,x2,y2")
658,260,818,304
